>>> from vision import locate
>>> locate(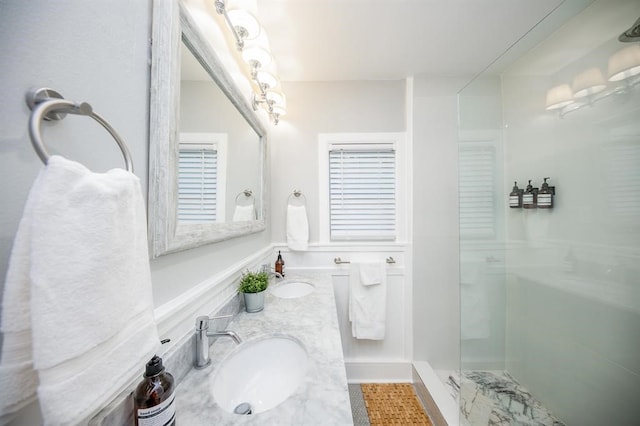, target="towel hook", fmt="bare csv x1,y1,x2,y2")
287,189,307,206
26,87,134,172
